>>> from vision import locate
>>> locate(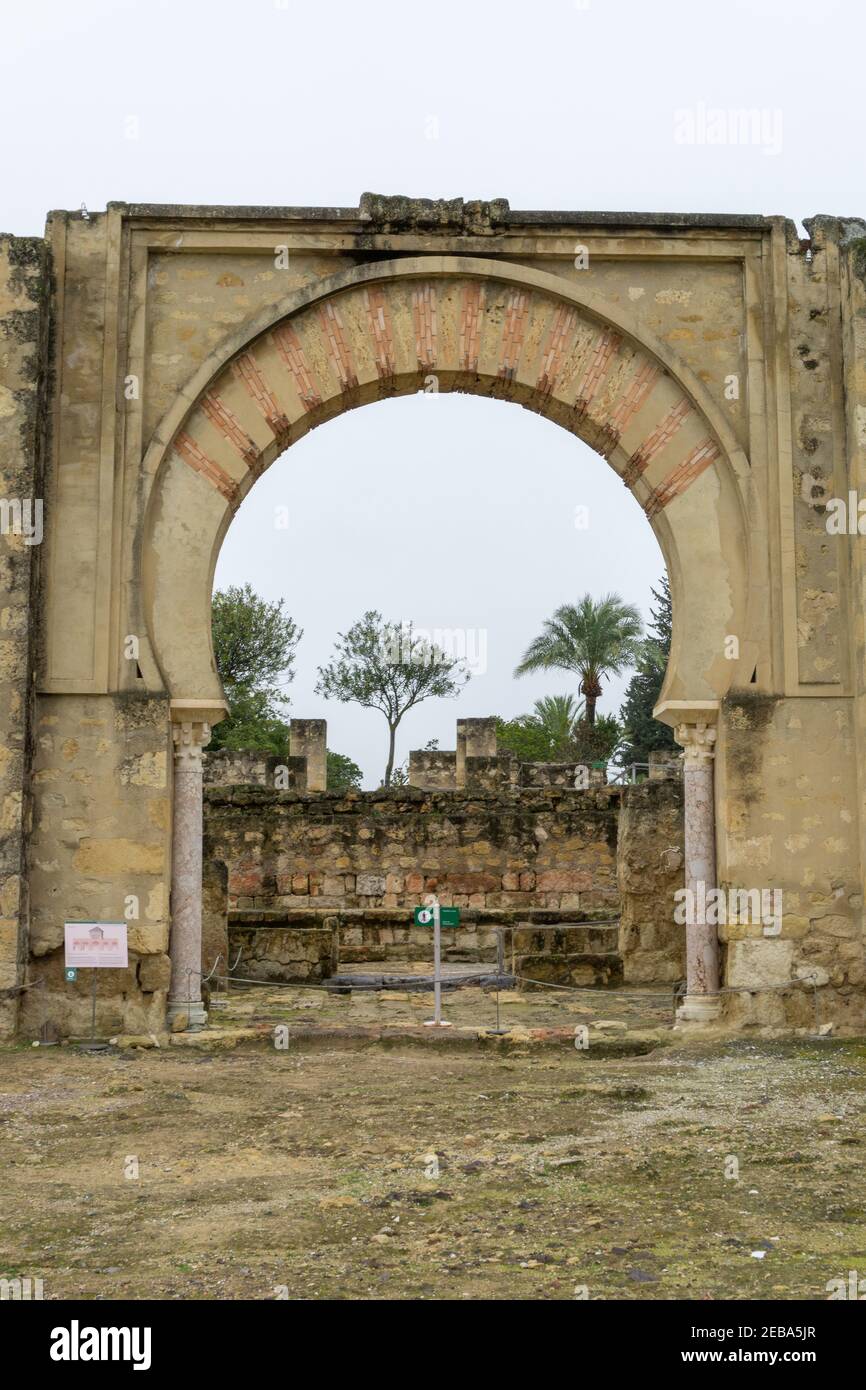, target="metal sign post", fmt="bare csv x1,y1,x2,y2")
87,967,102,1050
64,922,128,1051
416,894,452,1028
487,926,508,1036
